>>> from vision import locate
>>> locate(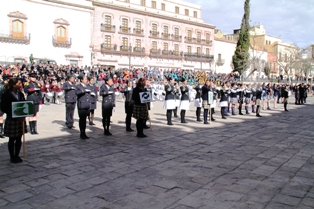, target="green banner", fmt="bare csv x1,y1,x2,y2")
12,101,35,118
